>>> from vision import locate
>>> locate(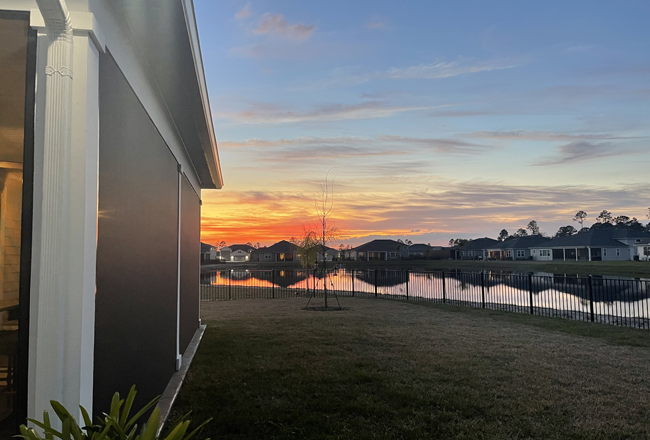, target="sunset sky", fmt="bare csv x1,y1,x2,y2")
196,0,650,247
